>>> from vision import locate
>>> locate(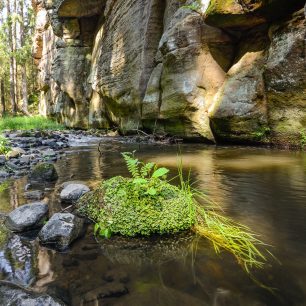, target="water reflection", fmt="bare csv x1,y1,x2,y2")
0,142,305,305
0,220,38,287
